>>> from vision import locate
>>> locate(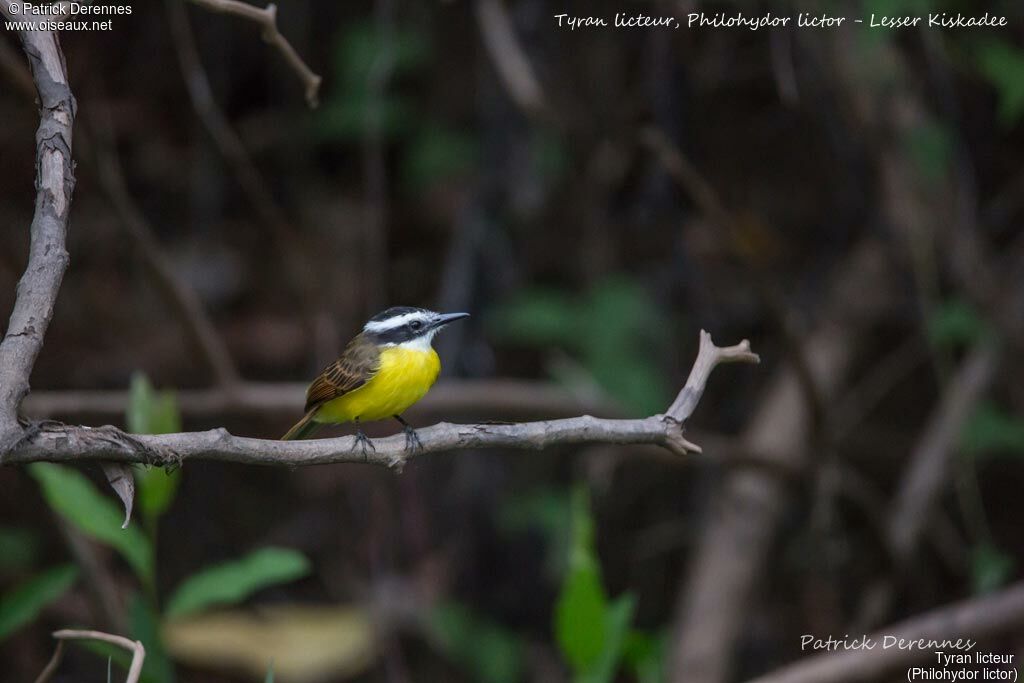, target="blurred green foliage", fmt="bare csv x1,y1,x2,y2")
29,463,155,587
429,602,525,683
623,632,667,683
0,526,40,576
490,277,670,415
21,373,311,682
131,595,176,683
927,299,992,348
906,121,953,184
433,485,666,683
317,20,430,140
971,542,1015,594
497,487,571,578
127,374,182,535
166,548,311,619
318,19,482,196
976,39,1024,126
0,564,77,641
554,486,652,683
961,402,1024,458
402,124,478,192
